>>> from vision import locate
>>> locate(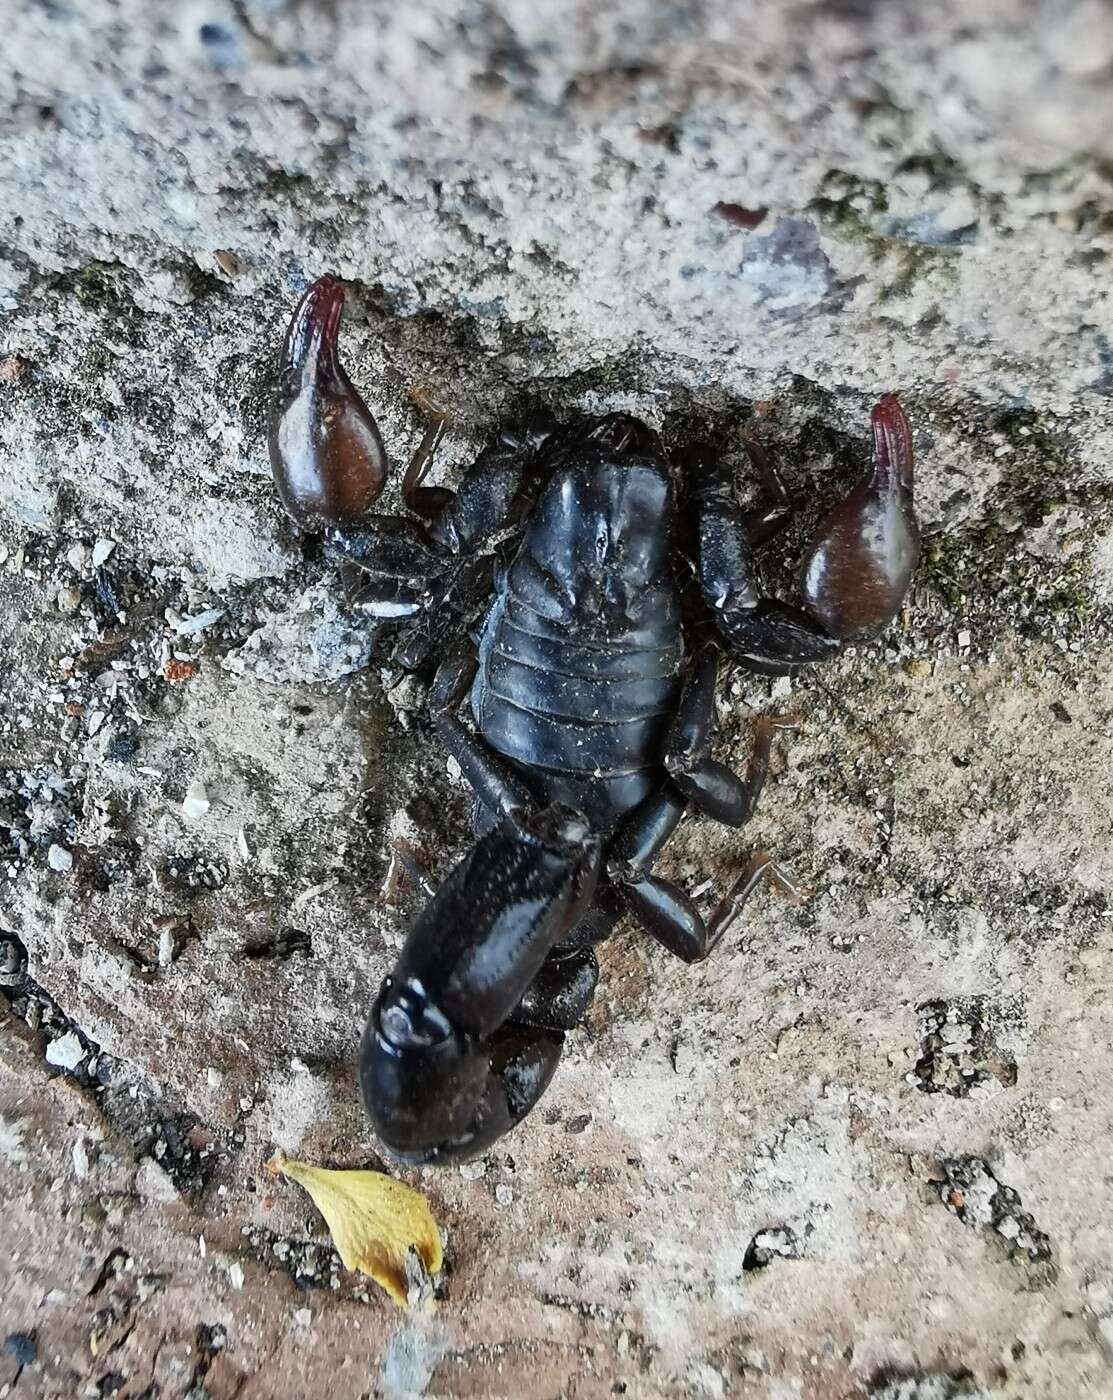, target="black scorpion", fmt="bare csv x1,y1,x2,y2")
267,276,920,1164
